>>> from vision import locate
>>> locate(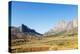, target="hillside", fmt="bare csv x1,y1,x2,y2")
10,24,42,40
44,19,78,36
10,19,78,53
